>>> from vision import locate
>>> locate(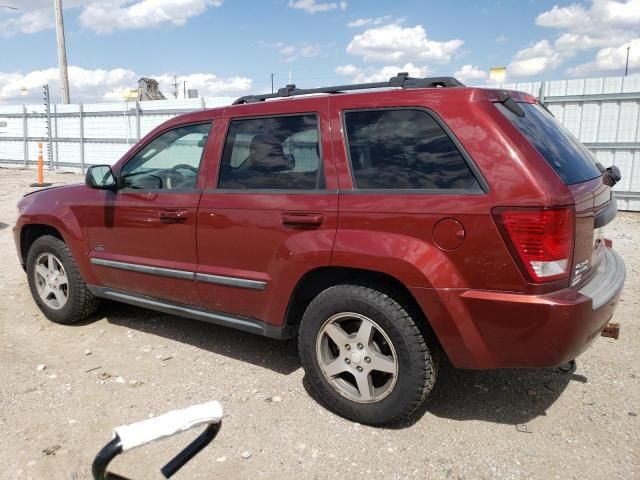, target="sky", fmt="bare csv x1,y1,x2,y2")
0,0,639,104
